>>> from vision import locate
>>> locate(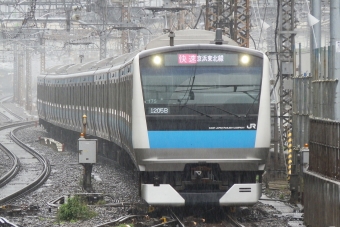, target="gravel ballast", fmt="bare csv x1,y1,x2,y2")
4,125,143,227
